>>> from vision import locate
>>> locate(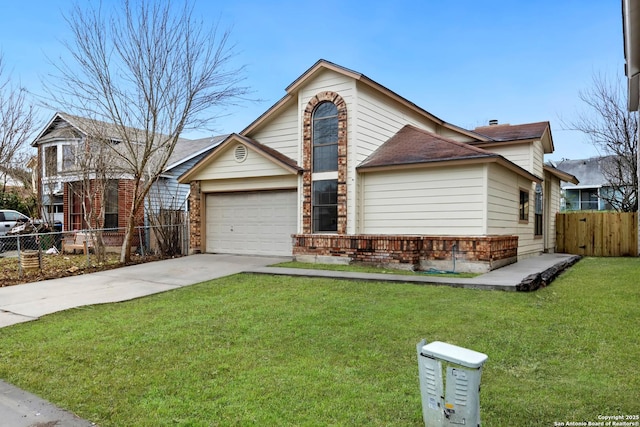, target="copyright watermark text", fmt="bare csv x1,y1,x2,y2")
553,415,640,426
